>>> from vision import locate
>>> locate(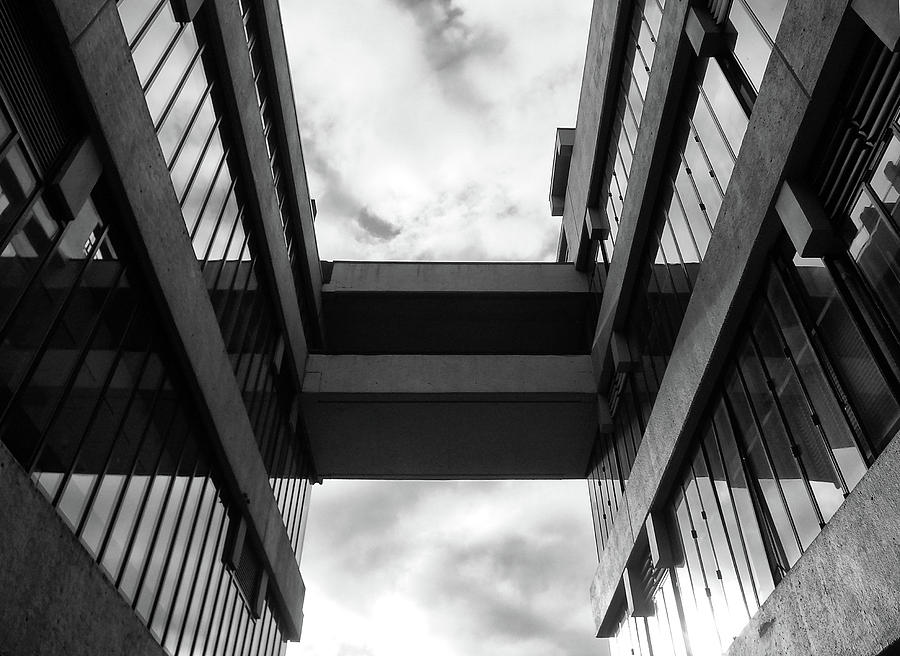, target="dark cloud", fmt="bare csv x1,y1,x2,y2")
387,0,506,107
389,0,505,68
356,207,402,240
300,480,598,655
299,134,402,243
